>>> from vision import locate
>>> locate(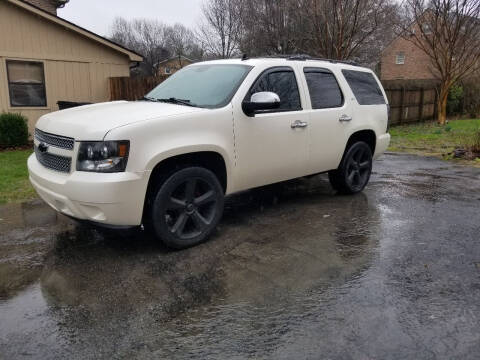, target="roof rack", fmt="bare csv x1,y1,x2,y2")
263,54,360,66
